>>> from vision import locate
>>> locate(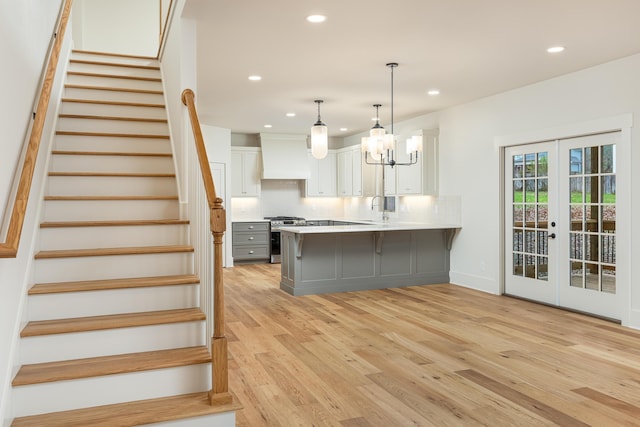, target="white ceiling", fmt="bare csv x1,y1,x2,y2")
182,0,640,138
